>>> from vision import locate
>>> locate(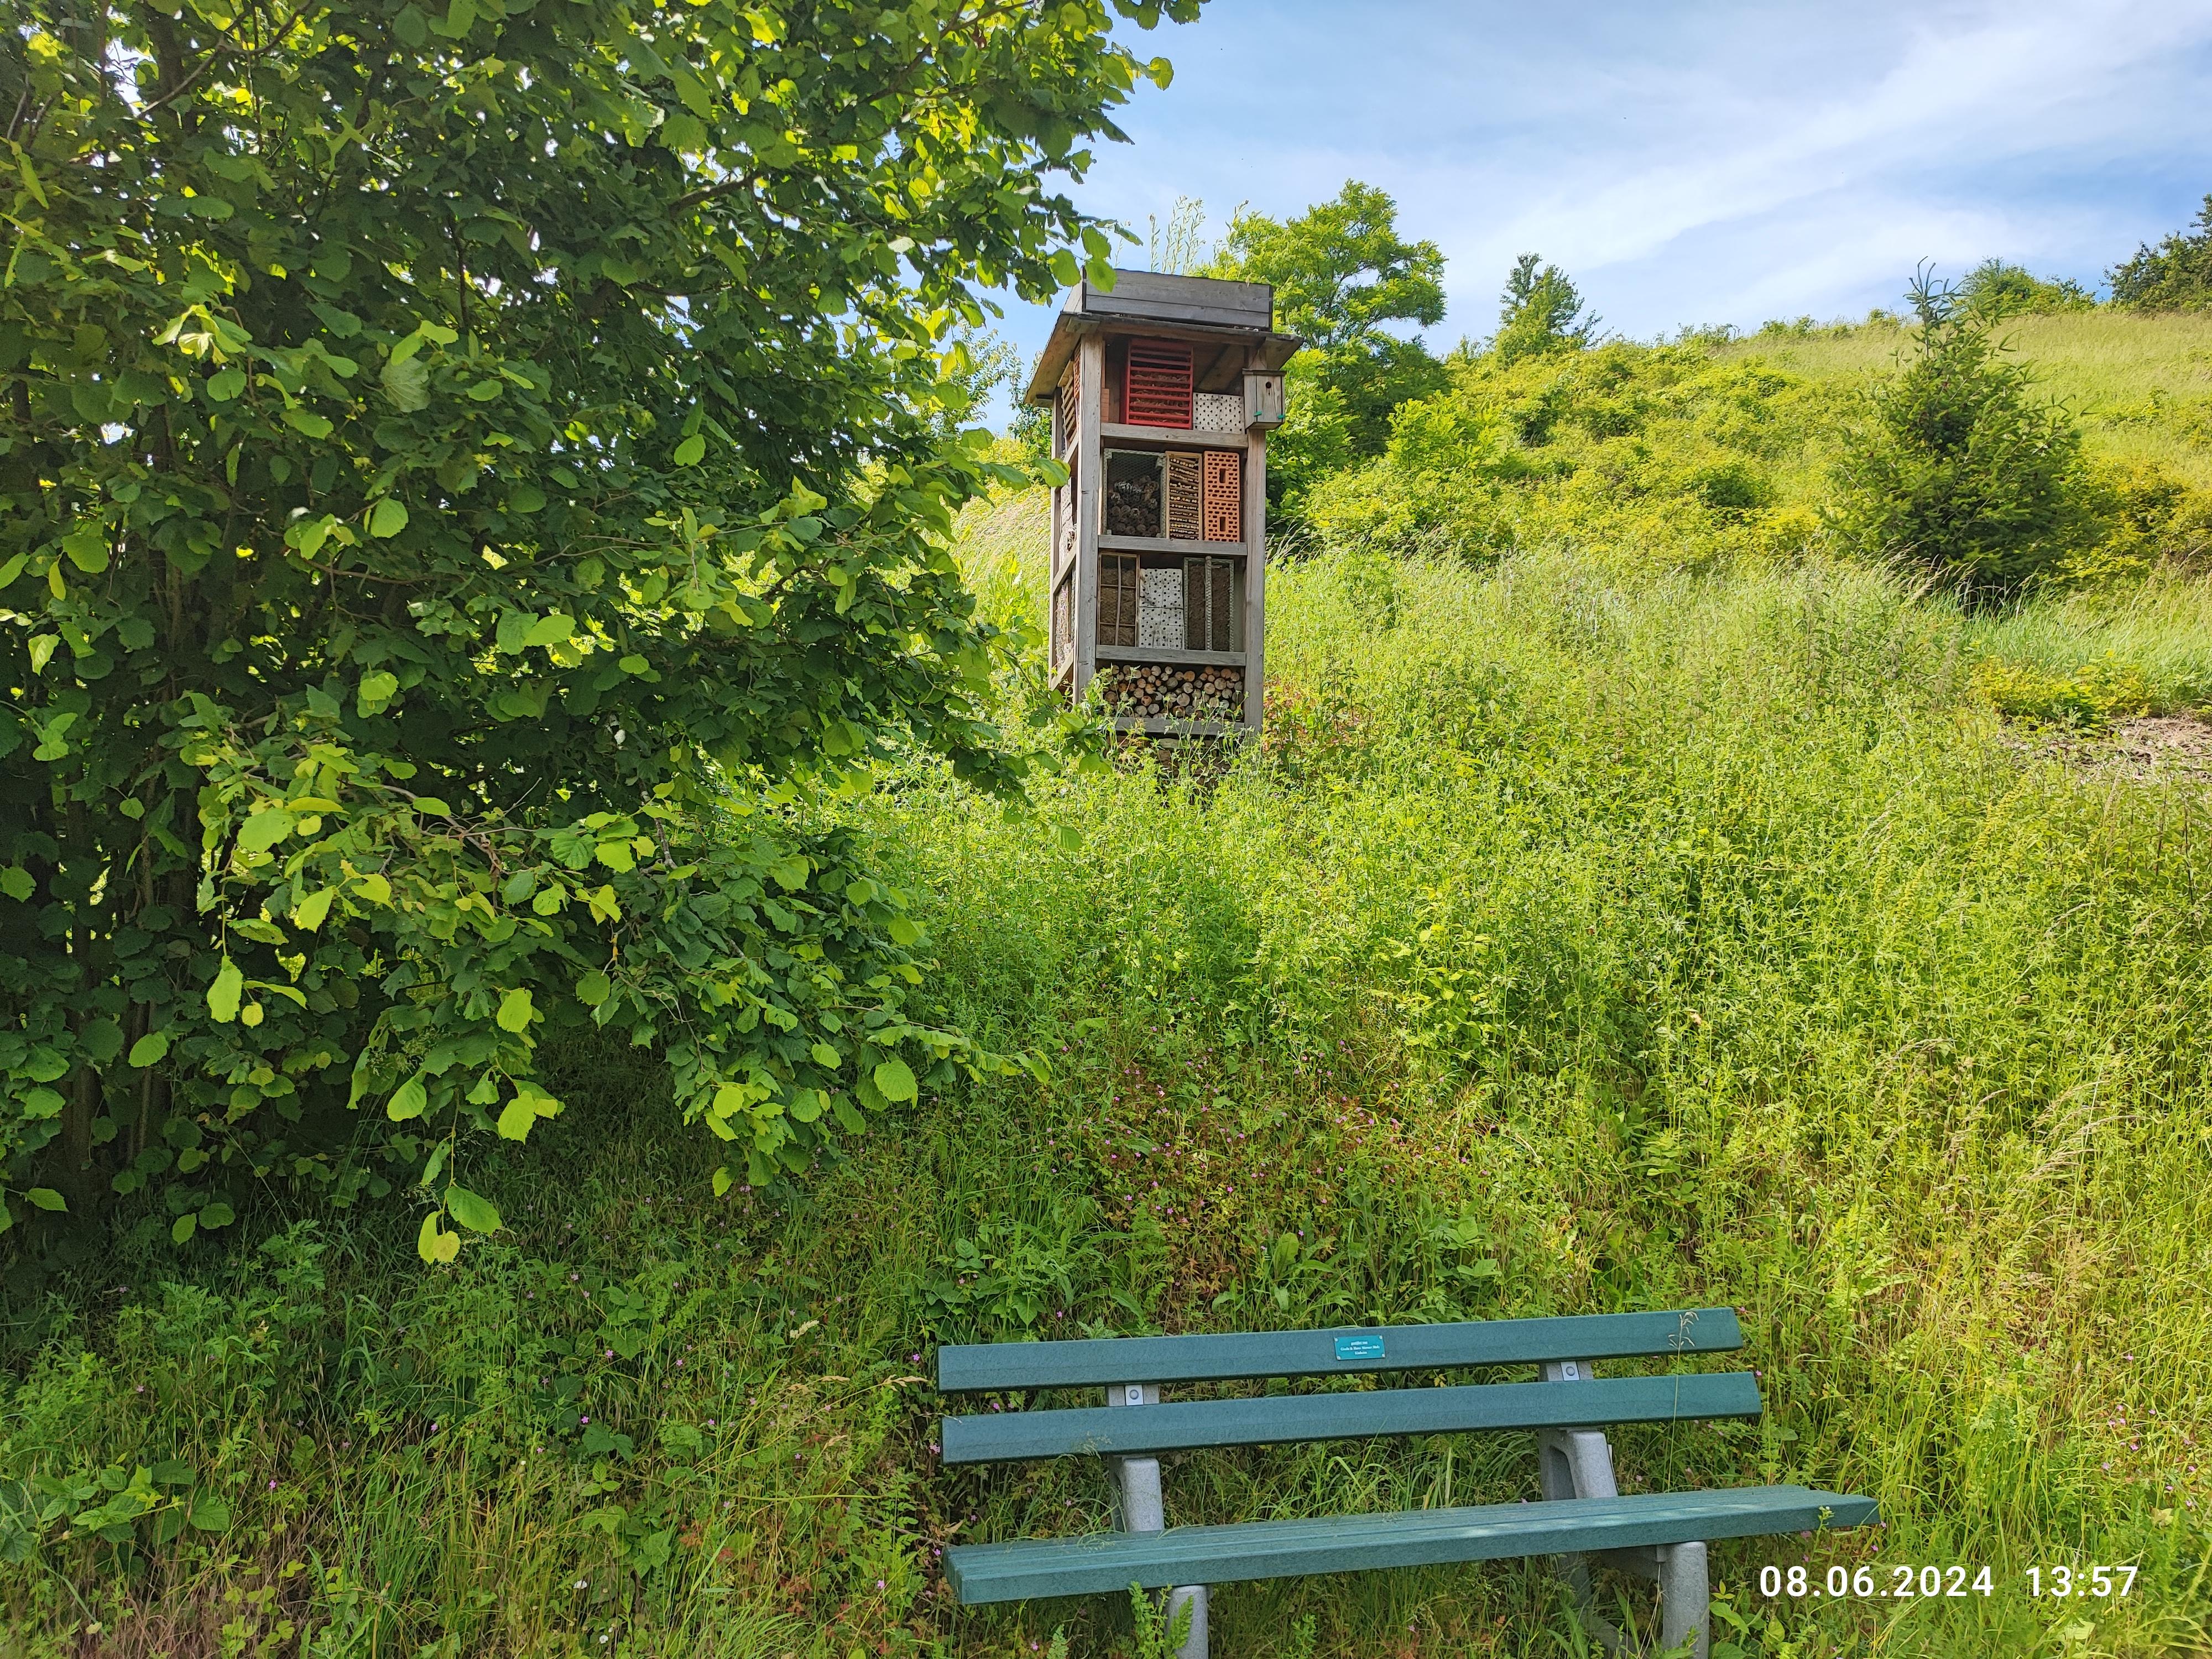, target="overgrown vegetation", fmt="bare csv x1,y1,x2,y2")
1203,183,1448,513
12,518,2212,1654
13,56,2212,1658
2110,194,2212,312
0,0,1187,1258
1827,267,2096,597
